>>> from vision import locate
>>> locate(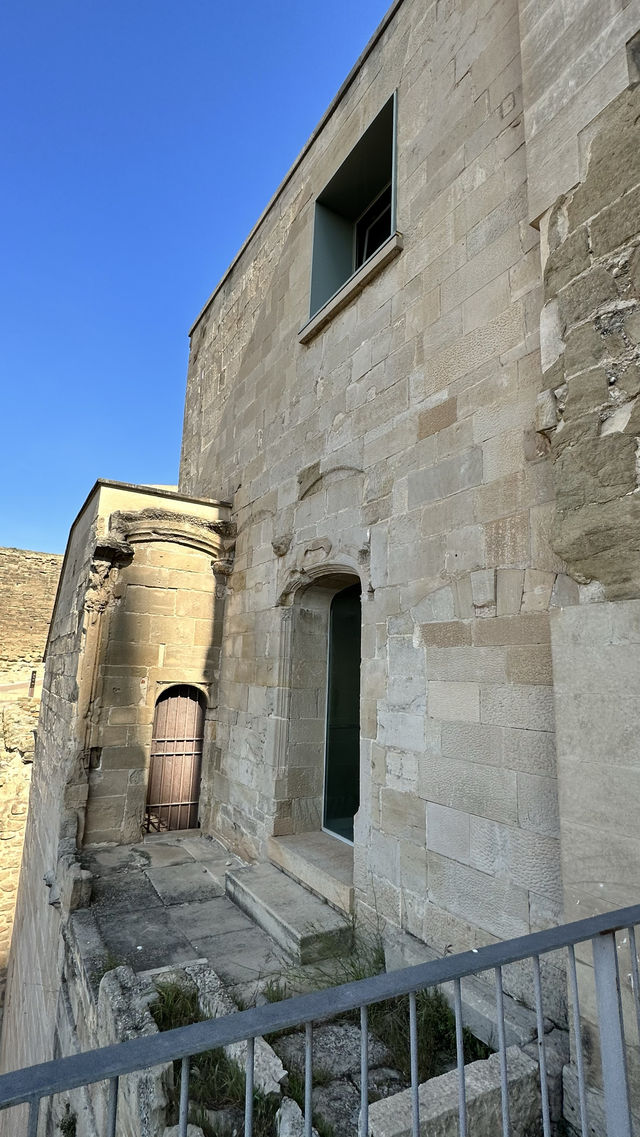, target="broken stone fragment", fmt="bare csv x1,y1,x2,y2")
276,1097,320,1137
272,534,293,557
163,1127,205,1137
535,389,558,433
